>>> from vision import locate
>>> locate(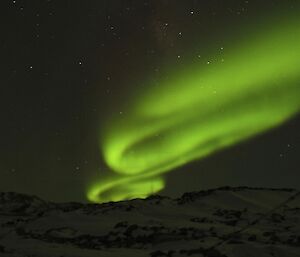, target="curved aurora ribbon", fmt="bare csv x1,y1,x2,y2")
87,16,300,203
